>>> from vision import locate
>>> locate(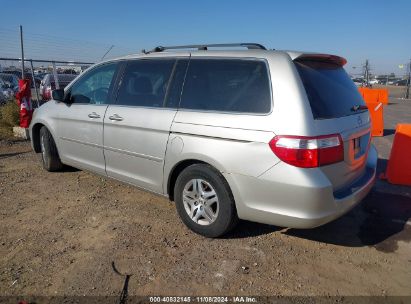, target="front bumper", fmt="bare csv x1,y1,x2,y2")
224,144,377,229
